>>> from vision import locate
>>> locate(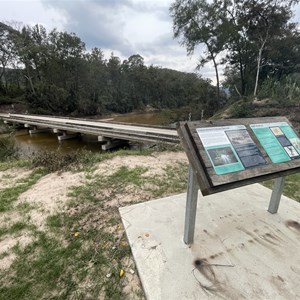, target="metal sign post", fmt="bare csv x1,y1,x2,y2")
183,165,199,245
268,177,285,214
